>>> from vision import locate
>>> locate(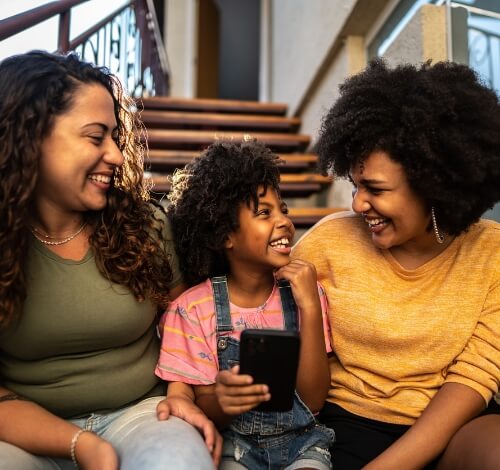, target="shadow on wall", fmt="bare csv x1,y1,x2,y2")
483,203,500,222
